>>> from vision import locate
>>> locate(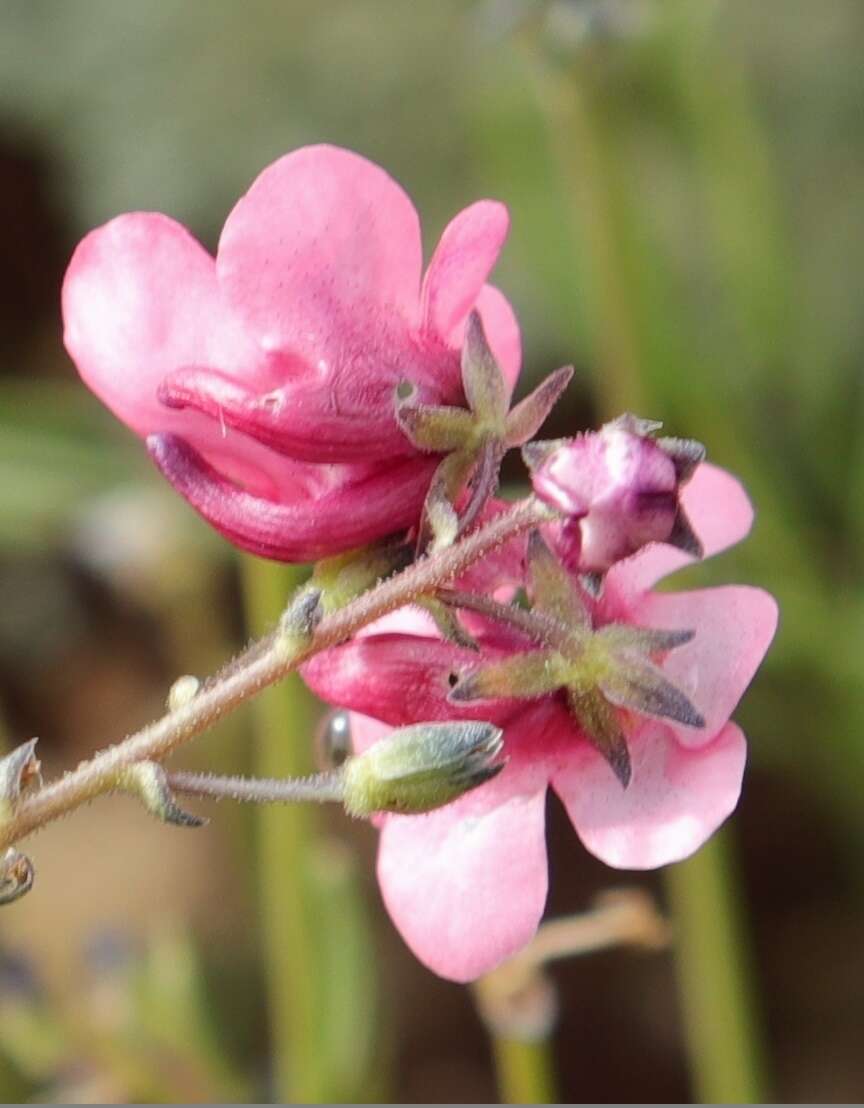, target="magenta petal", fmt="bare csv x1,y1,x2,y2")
377,748,549,981
159,366,416,464
302,635,522,727
604,464,754,599
147,433,436,562
62,212,268,439
422,200,509,339
553,721,747,869
631,585,779,748
218,145,422,354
